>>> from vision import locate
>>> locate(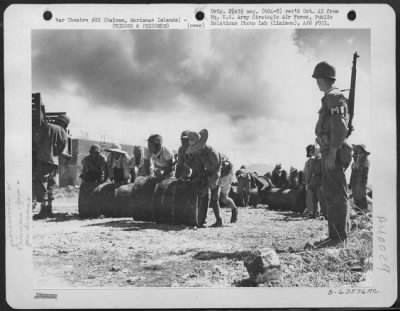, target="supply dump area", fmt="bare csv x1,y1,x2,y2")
33,187,373,288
